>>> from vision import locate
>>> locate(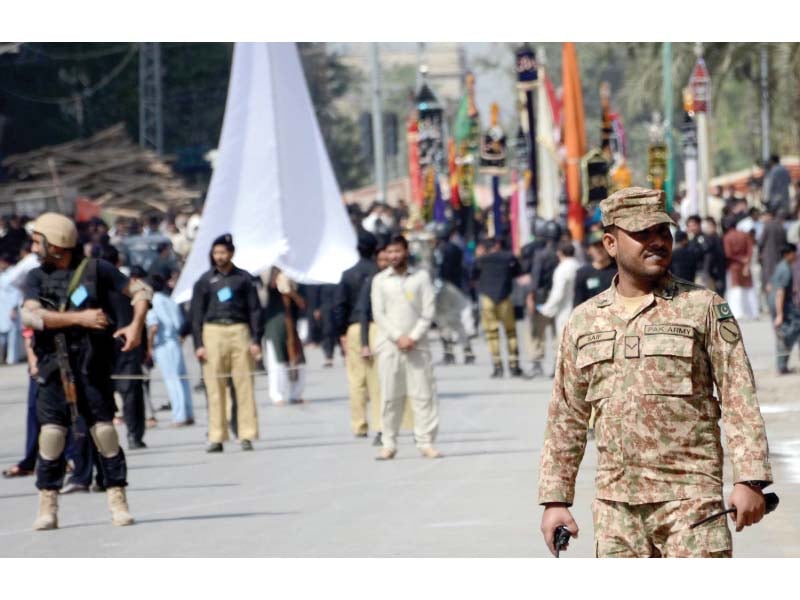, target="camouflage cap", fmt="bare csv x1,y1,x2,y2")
600,187,676,232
